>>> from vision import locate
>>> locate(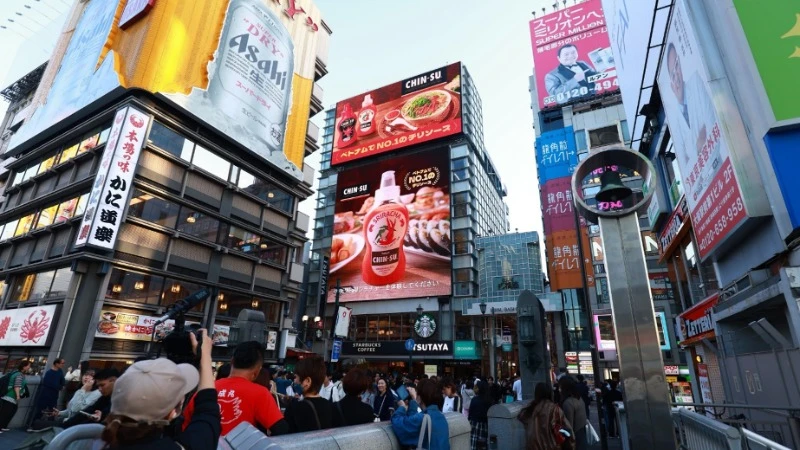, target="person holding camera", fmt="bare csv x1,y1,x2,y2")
391,379,450,450
100,329,219,450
